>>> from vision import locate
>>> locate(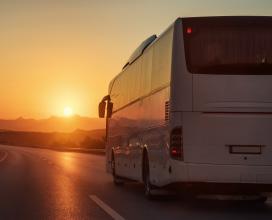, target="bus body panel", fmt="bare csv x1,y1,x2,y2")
193,74,272,113
183,112,272,165
108,87,170,182
170,19,193,113
104,16,272,192
106,26,174,183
